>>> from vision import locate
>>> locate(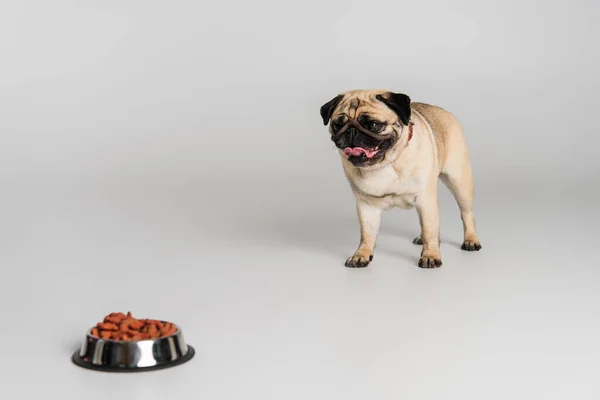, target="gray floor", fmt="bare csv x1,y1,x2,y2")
2,177,598,399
